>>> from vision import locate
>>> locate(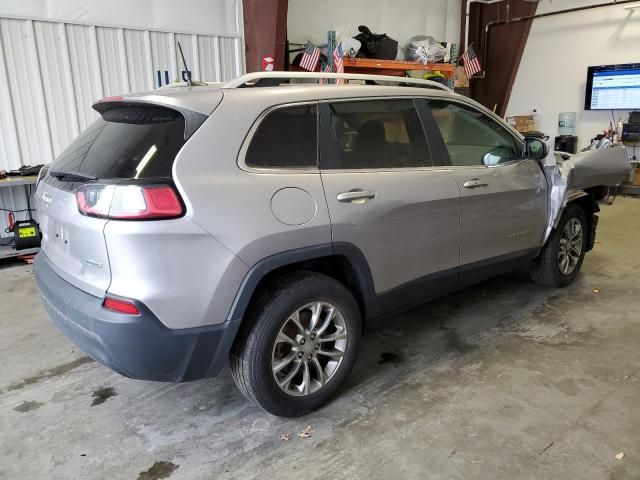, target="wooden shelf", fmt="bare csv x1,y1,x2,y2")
342,58,455,77
289,58,455,78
